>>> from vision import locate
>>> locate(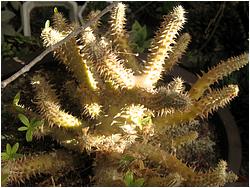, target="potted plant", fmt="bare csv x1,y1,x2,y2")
1,2,248,186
